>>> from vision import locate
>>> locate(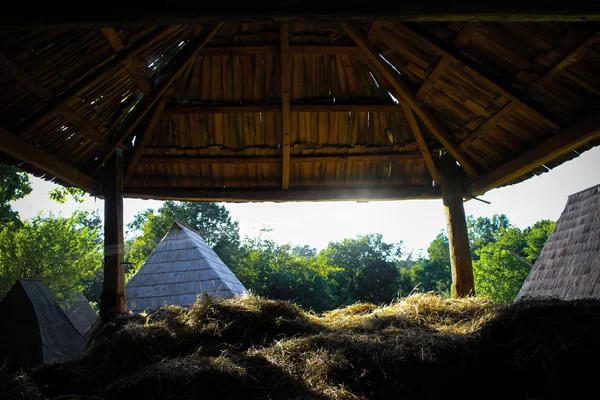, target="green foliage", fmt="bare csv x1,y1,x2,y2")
0,211,103,302
0,164,32,226
402,232,452,296
468,214,510,259
126,201,241,276
48,186,85,204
